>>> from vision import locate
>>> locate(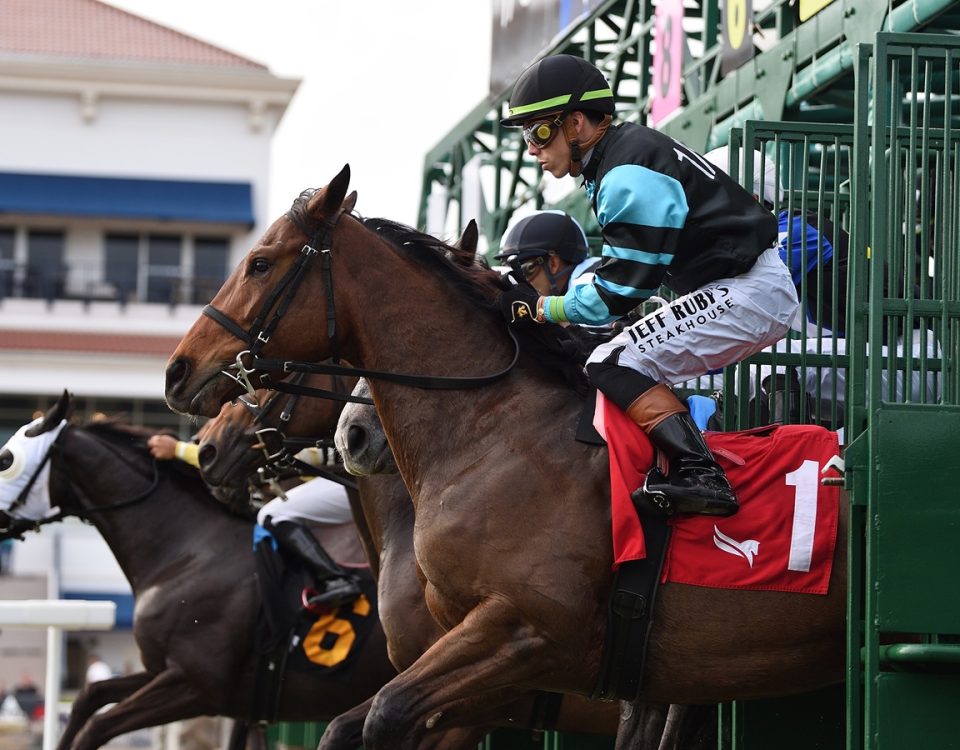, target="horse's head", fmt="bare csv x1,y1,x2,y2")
334,379,397,477
192,397,263,503
197,373,358,508
165,166,355,417
0,392,72,536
